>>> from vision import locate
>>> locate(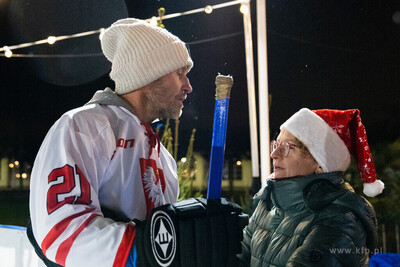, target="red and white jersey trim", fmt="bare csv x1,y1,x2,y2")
30,103,179,266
